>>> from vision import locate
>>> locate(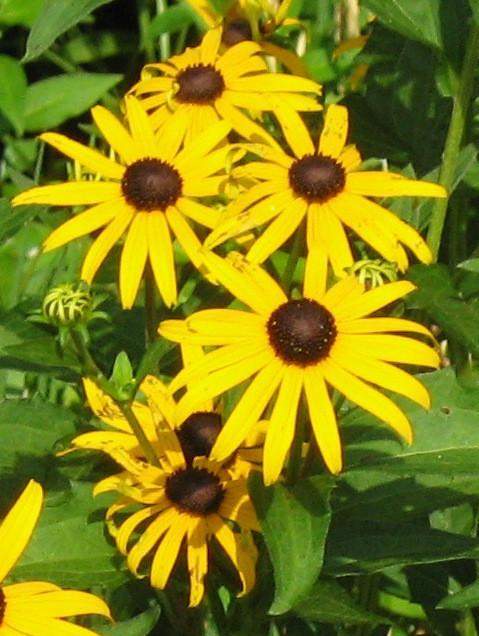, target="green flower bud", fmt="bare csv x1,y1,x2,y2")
347,259,398,288
43,283,93,326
